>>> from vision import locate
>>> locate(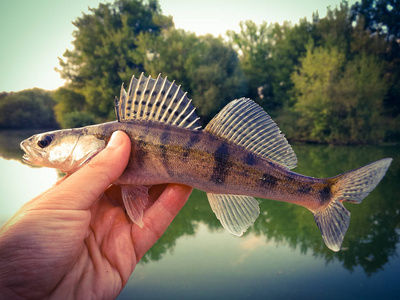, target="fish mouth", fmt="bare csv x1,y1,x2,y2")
20,143,32,163
20,141,41,164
